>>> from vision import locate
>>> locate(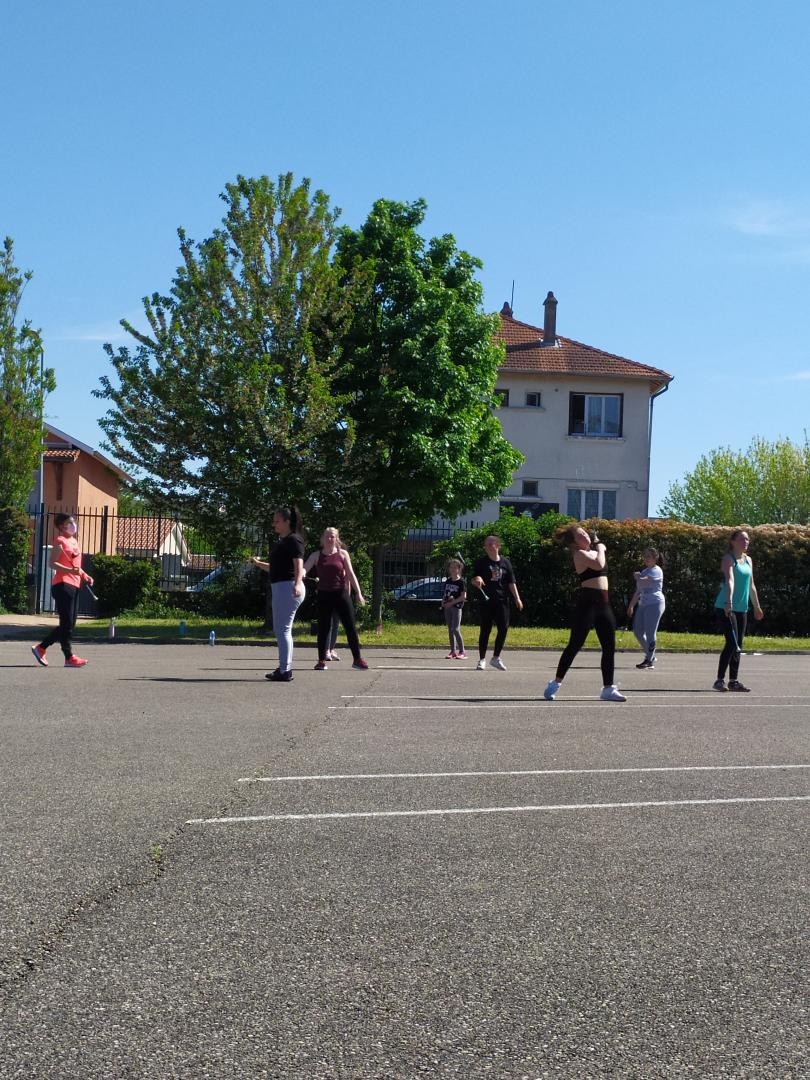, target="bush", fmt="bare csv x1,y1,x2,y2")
0,507,31,612
434,513,810,634
91,554,160,616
